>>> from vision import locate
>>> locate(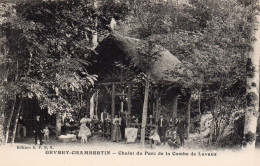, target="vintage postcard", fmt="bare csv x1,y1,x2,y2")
0,0,260,166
